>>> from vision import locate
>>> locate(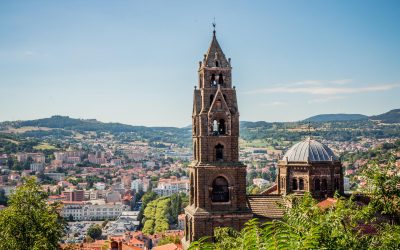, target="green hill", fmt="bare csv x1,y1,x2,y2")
303,114,367,122
1,115,192,147
369,109,400,123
